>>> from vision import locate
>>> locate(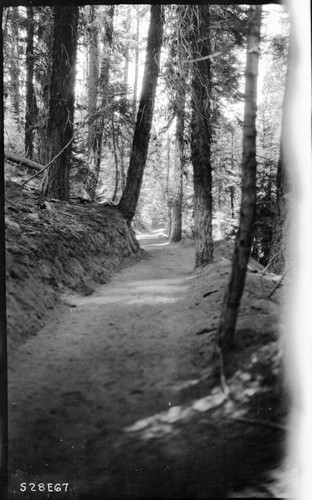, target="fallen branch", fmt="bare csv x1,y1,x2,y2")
262,251,280,275
267,268,289,298
21,136,74,188
5,151,43,172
